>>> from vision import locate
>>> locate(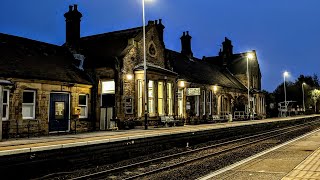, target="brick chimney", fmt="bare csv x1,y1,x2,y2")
156,19,165,47
180,31,193,58
64,4,82,48
222,37,233,57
